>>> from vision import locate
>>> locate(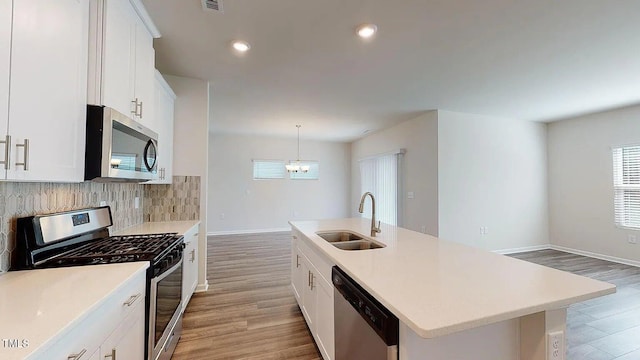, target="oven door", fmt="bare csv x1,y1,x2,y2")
149,259,183,360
